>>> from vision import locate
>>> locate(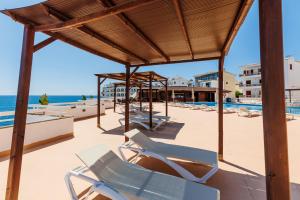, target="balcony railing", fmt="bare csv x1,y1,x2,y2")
239,72,261,77
239,83,261,87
